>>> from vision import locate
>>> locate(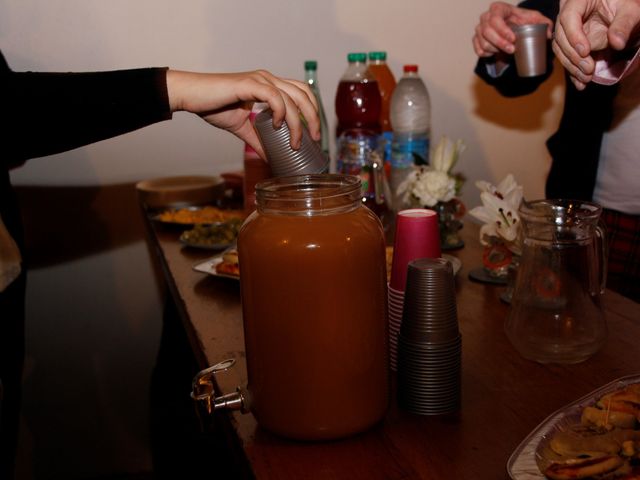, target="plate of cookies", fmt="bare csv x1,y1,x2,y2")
507,374,640,479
